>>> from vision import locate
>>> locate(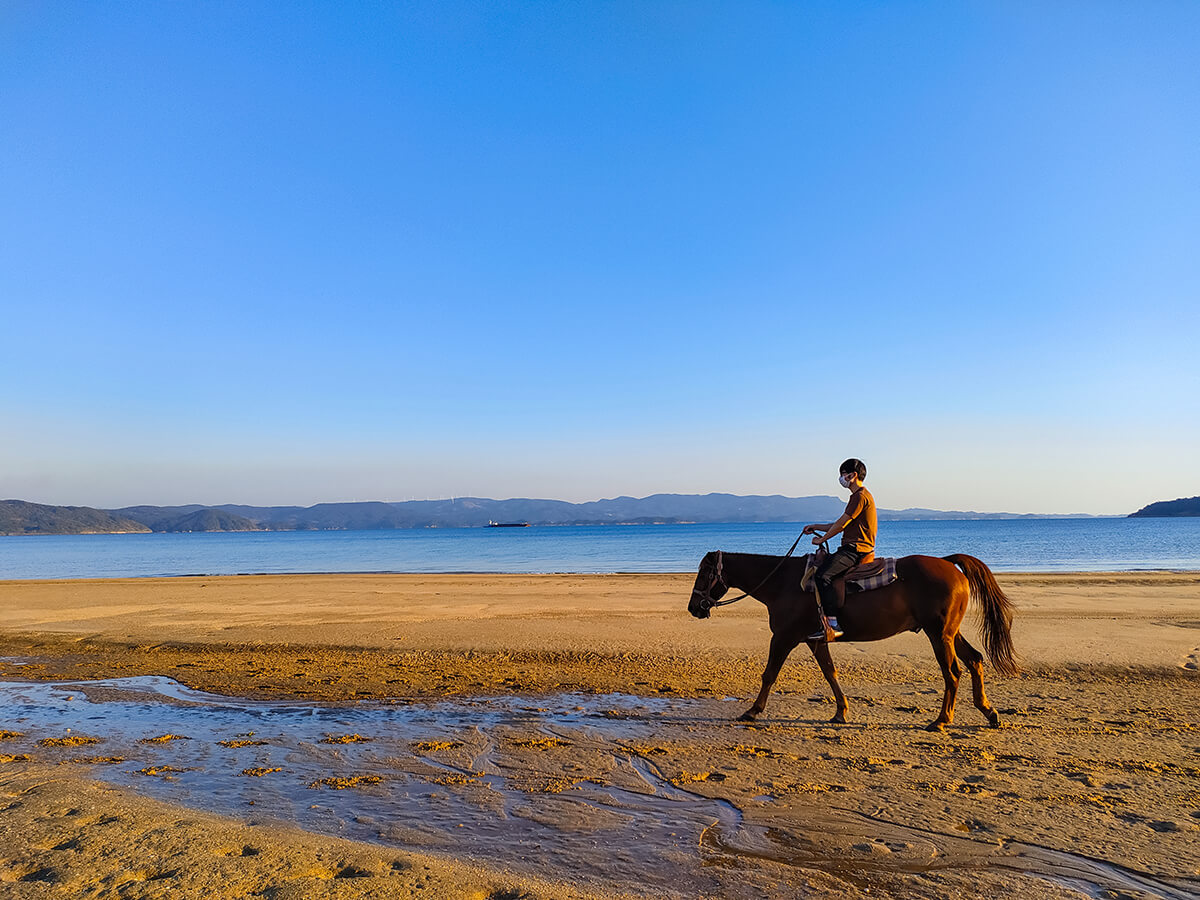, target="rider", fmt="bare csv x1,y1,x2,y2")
802,458,876,642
